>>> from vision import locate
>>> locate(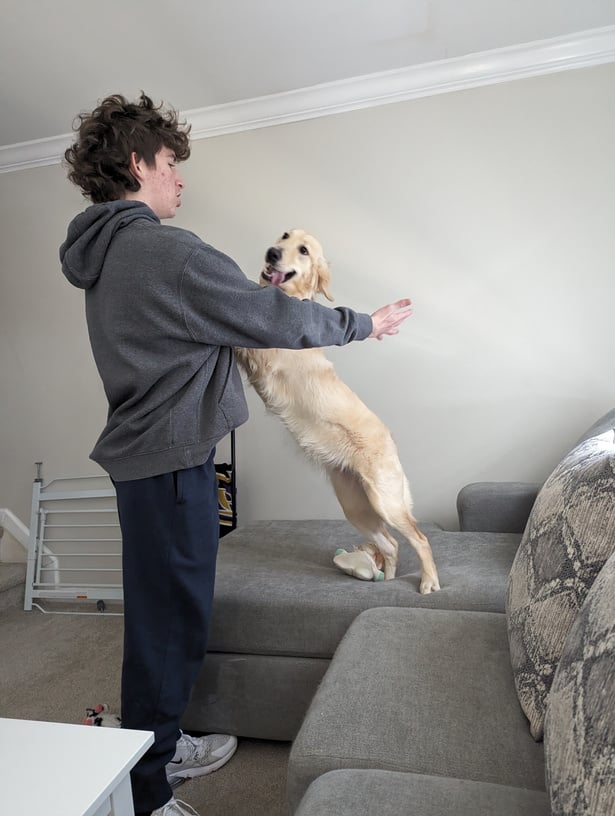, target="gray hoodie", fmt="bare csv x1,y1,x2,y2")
60,200,372,480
